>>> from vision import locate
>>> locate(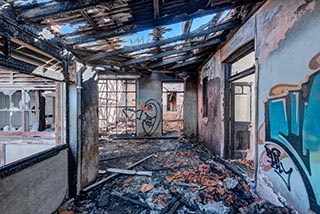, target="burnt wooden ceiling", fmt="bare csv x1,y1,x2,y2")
6,0,263,74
